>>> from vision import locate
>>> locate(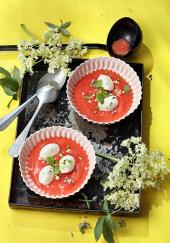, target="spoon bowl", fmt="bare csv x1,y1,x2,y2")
36,84,59,104
38,69,67,89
